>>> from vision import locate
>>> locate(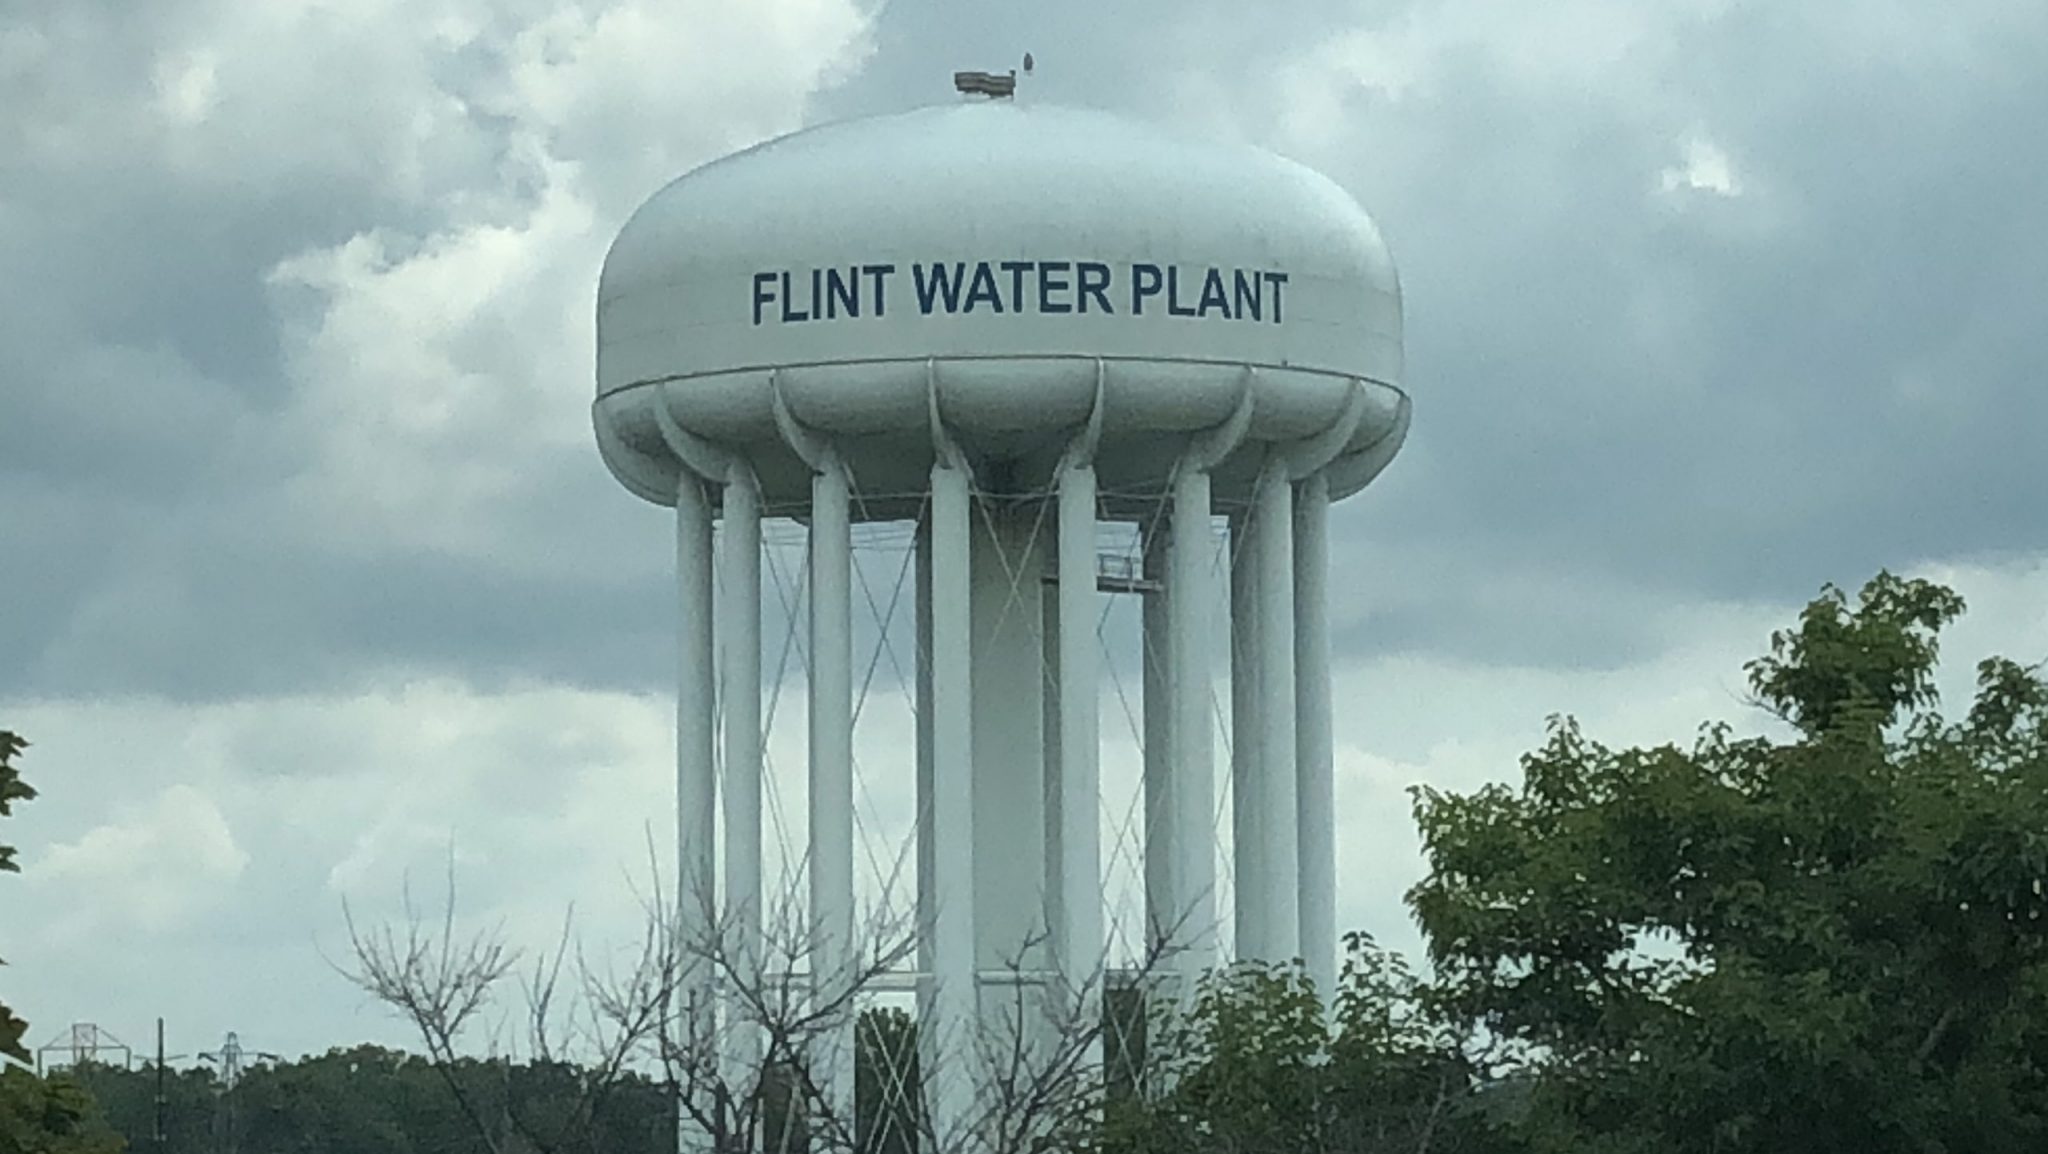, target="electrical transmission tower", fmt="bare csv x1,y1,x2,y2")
33,1021,131,1074
198,1031,278,1154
